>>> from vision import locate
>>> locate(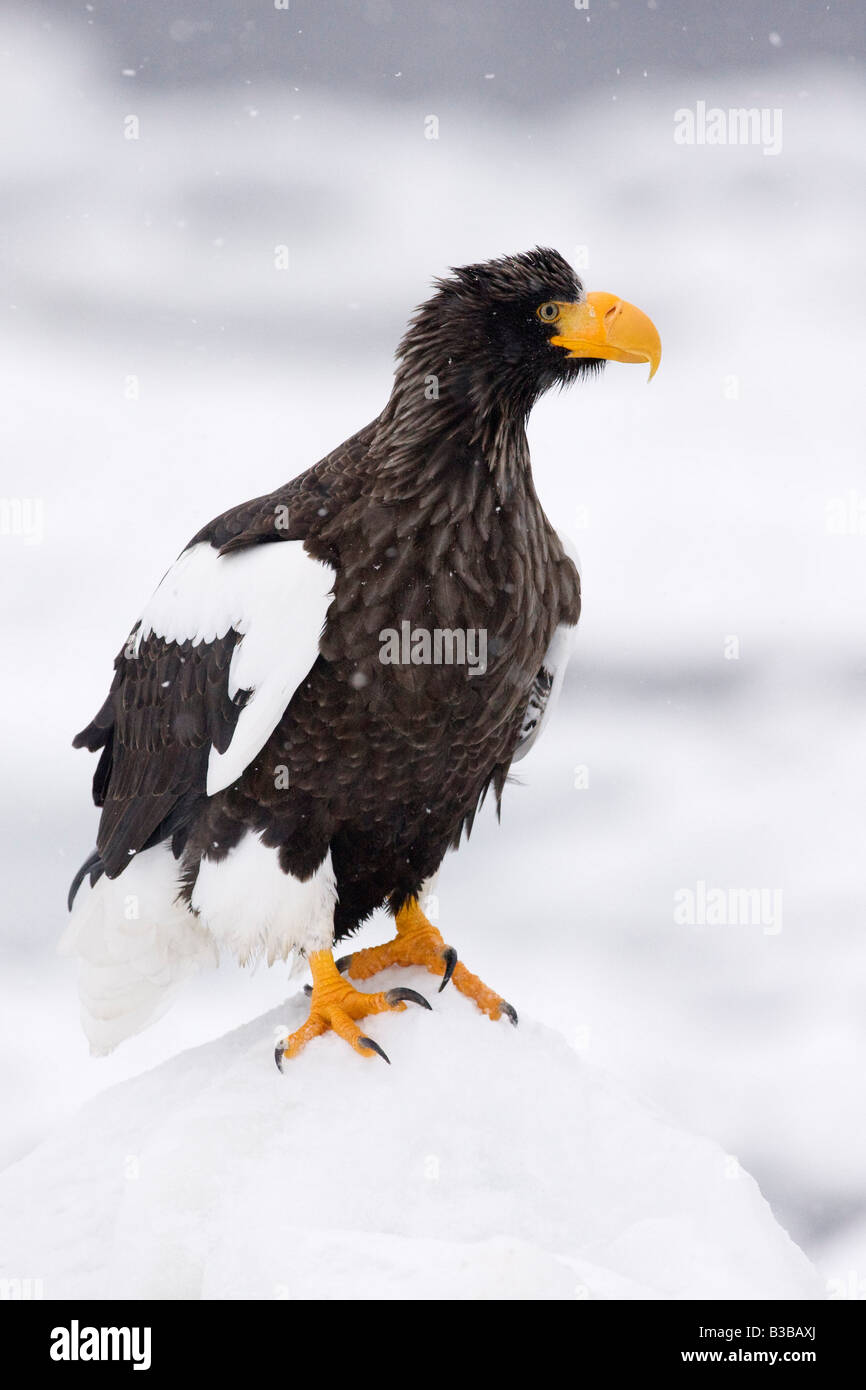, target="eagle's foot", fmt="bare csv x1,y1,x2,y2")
274,949,430,1070
338,897,518,1026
